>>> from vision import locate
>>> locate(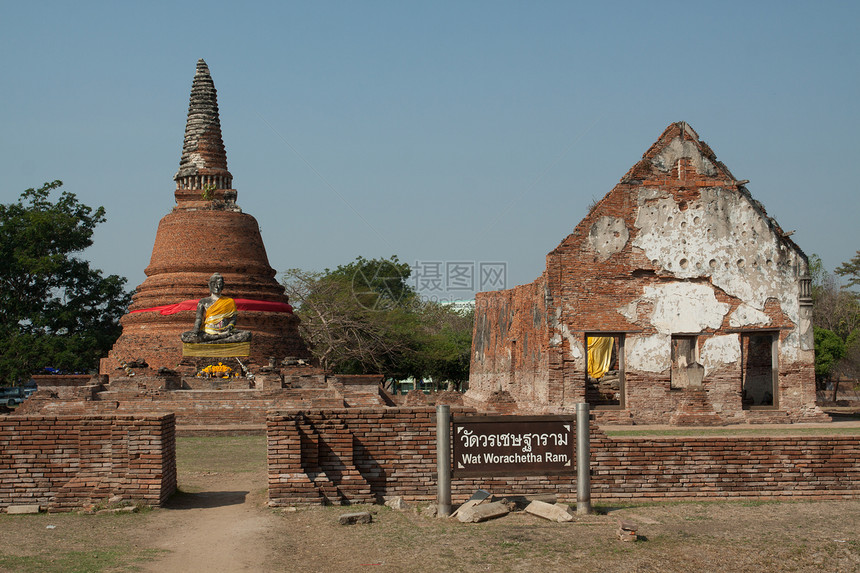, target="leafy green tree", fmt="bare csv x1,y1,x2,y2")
811,254,860,342
814,327,846,382
0,181,132,384
282,256,473,388
835,250,860,290
282,258,415,374
325,255,417,310
405,301,473,391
